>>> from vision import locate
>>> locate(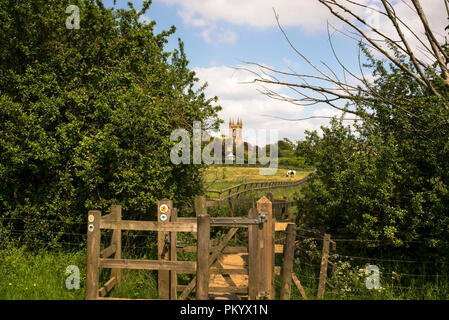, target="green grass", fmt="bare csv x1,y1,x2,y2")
202,166,312,191
0,245,164,300
0,245,86,300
